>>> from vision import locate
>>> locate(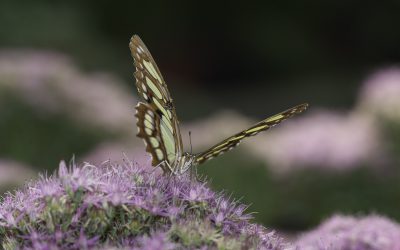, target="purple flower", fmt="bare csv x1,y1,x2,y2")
0,159,284,249
0,50,138,135
135,232,175,250
36,177,63,198
185,184,214,203
74,229,100,249
0,159,35,187
357,67,400,123
250,111,382,172
295,214,400,250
